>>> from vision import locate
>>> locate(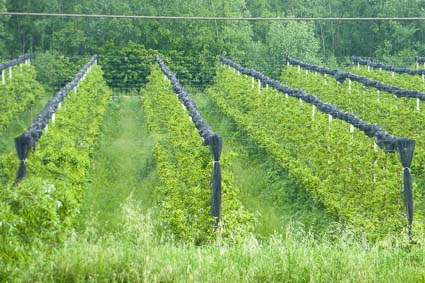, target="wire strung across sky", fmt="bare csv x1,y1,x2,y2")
1,12,425,21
